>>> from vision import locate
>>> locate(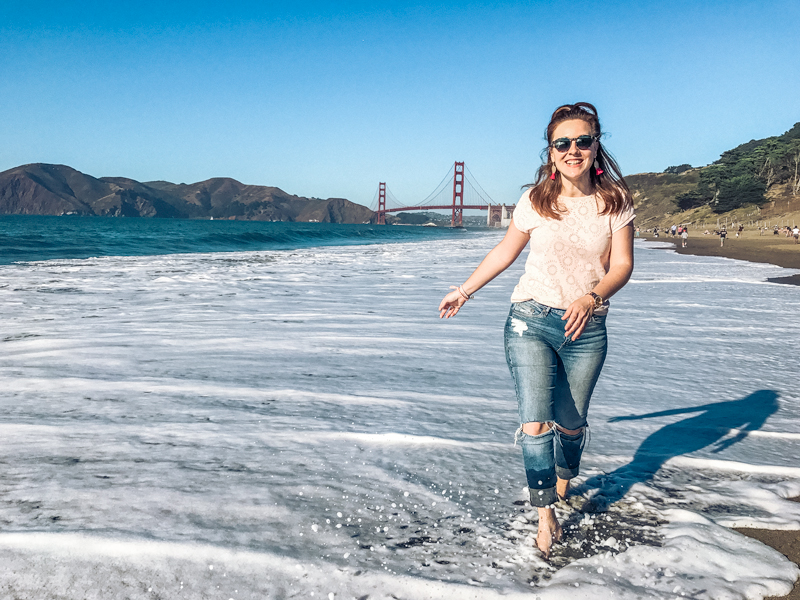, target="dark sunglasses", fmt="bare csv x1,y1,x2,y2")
551,135,598,153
